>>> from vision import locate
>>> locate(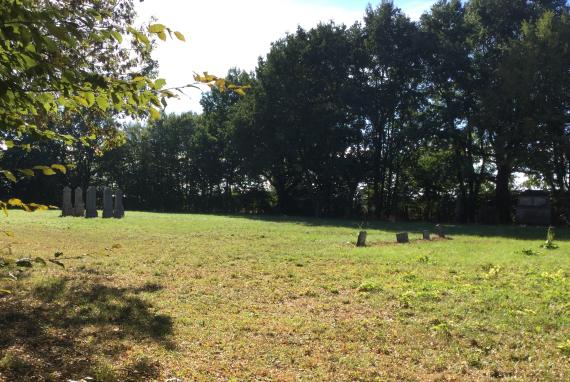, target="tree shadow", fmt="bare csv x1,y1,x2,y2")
222,214,570,241
0,276,172,381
